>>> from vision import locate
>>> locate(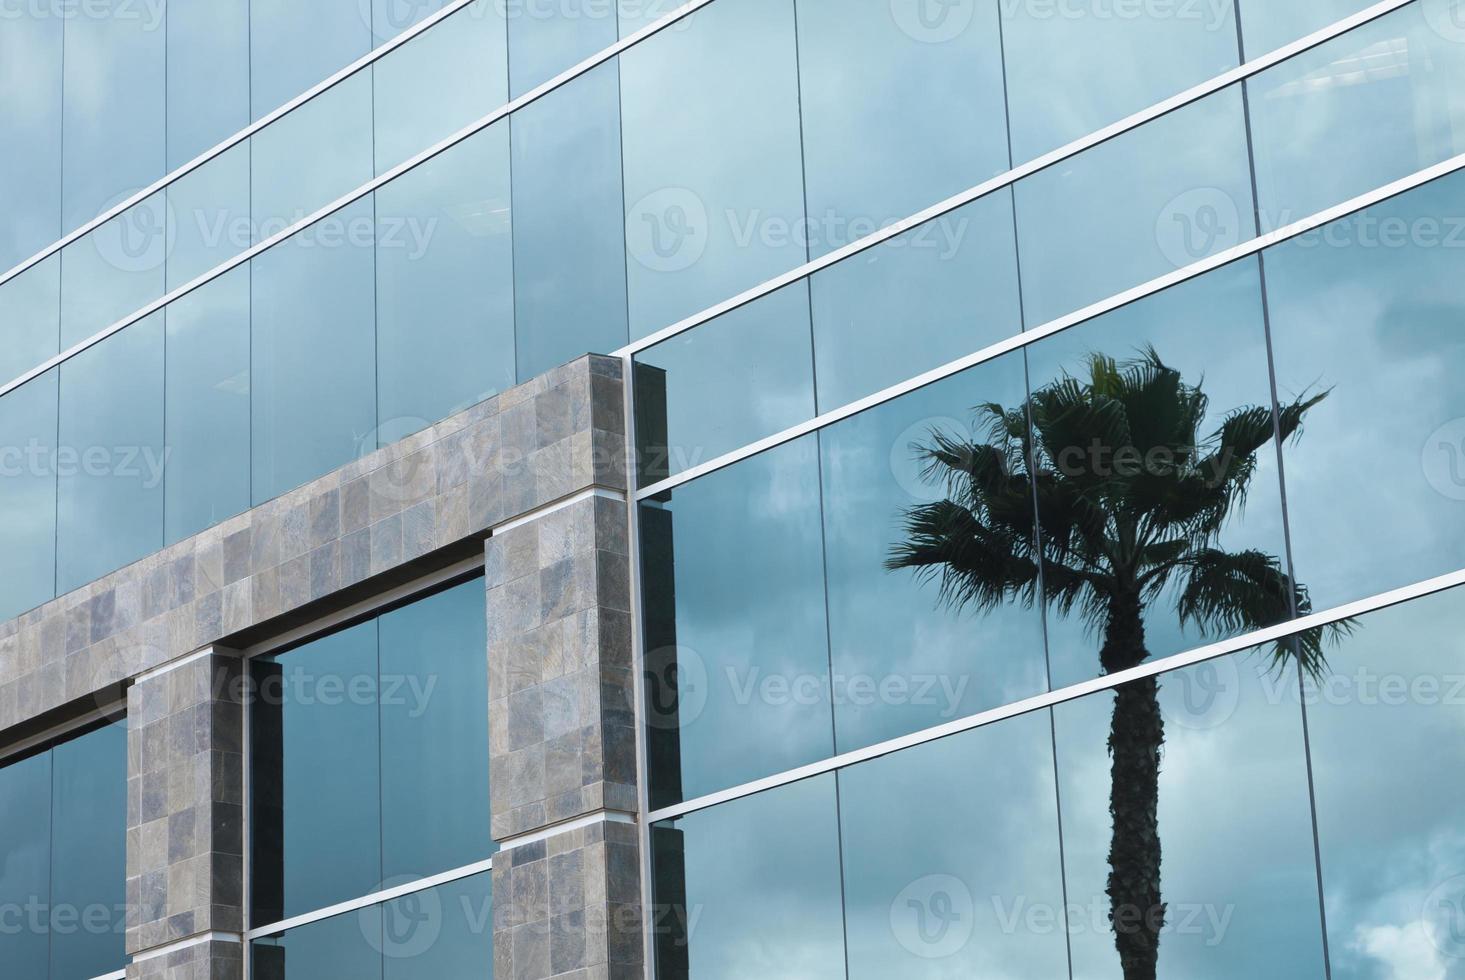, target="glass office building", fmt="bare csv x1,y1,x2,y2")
3,0,1465,977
